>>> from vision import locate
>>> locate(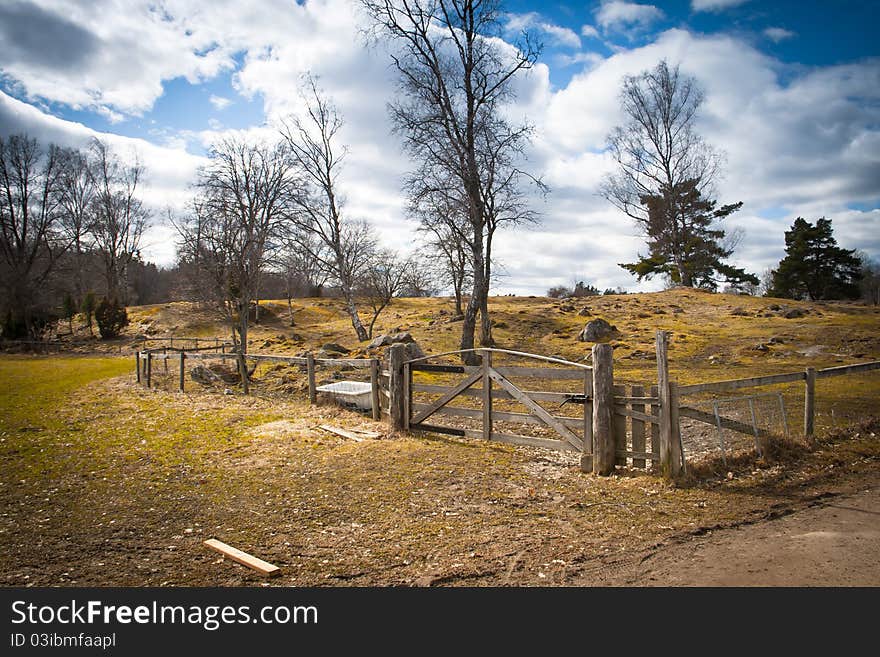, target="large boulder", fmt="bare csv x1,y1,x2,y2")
368,331,415,349
577,318,617,342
